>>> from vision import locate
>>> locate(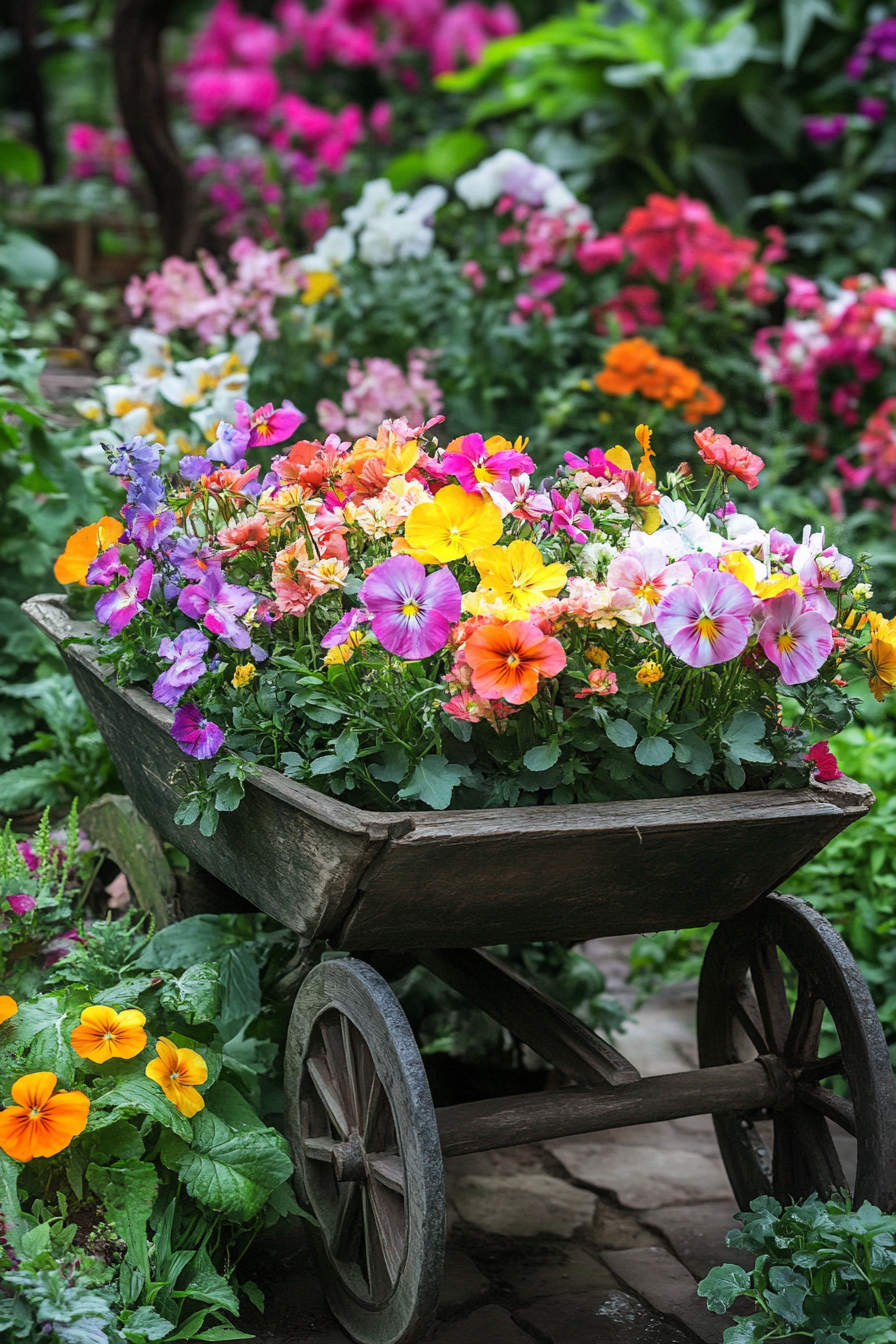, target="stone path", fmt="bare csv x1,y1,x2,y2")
241,937,814,1342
